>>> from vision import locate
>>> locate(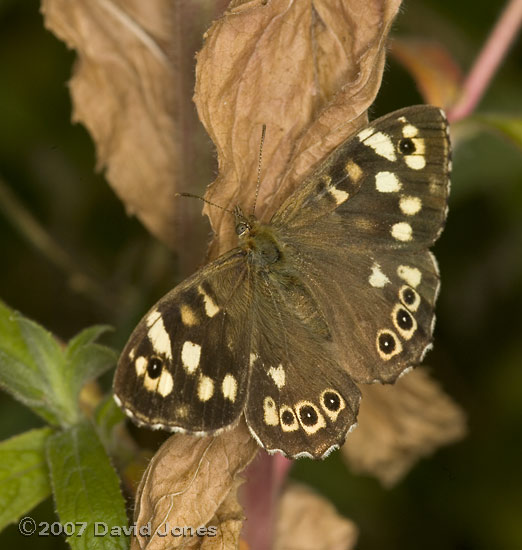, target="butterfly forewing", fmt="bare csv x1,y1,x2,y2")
114,105,451,459
114,249,254,433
